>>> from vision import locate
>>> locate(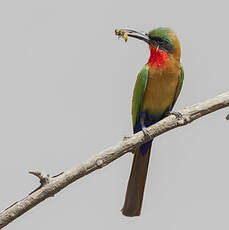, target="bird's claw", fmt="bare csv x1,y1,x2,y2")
168,111,183,120
142,127,151,138
167,111,186,125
